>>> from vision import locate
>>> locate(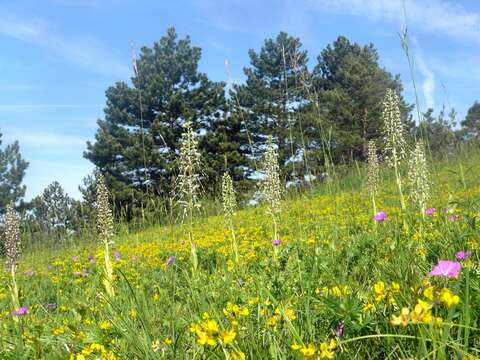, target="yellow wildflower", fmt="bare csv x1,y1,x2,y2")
319,339,336,359
391,307,410,327
300,343,316,359
440,288,460,308
220,329,236,344
99,321,112,330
